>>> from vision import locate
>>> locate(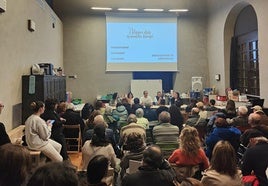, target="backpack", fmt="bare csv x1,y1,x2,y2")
242,175,260,186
